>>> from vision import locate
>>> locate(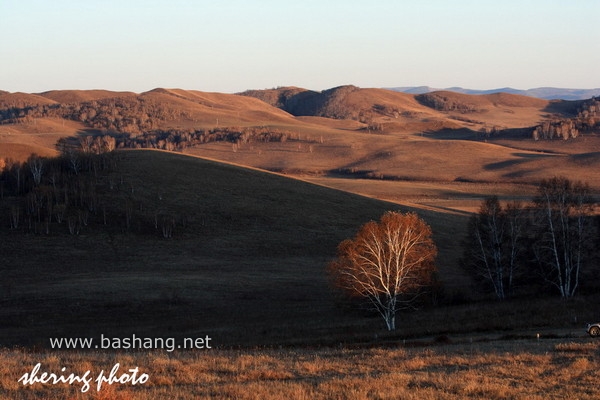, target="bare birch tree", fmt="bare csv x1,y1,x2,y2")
464,197,524,300
533,177,593,298
328,211,437,330
27,154,44,186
